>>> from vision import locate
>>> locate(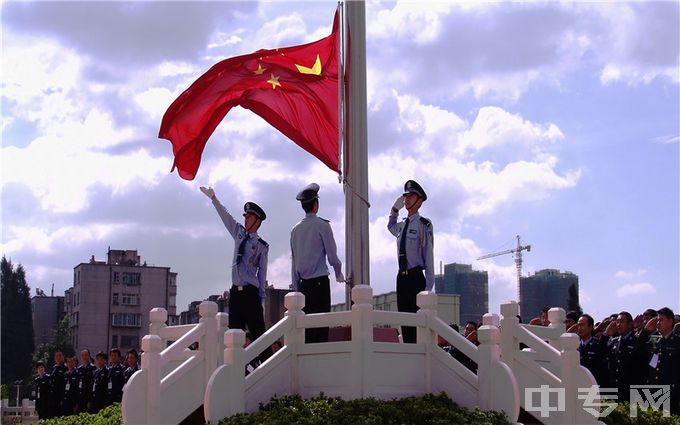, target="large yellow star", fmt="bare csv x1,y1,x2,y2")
253,64,266,75
266,73,281,90
295,54,322,75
